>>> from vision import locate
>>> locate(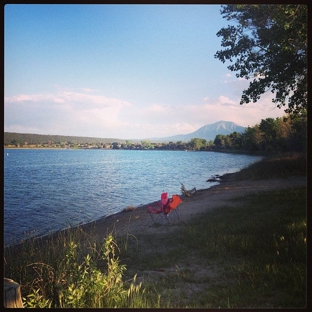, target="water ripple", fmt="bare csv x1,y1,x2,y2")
4,149,262,246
